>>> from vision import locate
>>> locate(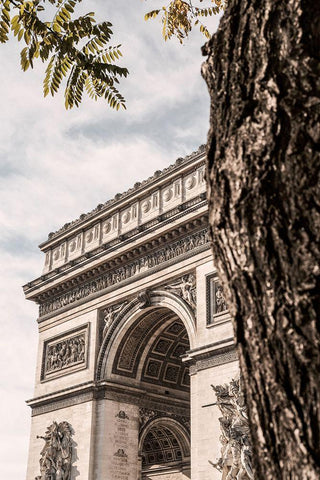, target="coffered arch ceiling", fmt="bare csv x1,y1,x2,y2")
142,425,187,467
111,307,190,393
